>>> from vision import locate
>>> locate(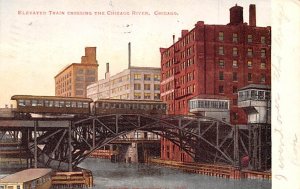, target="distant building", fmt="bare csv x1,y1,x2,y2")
160,4,271,162
55,47,98,98
87,64,161,101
